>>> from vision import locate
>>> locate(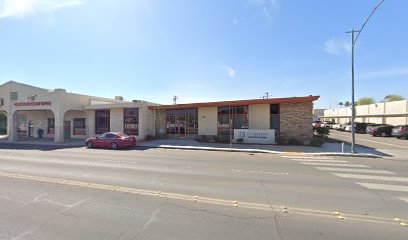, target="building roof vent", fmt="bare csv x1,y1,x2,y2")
54,88,66,93
115,96,124,101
